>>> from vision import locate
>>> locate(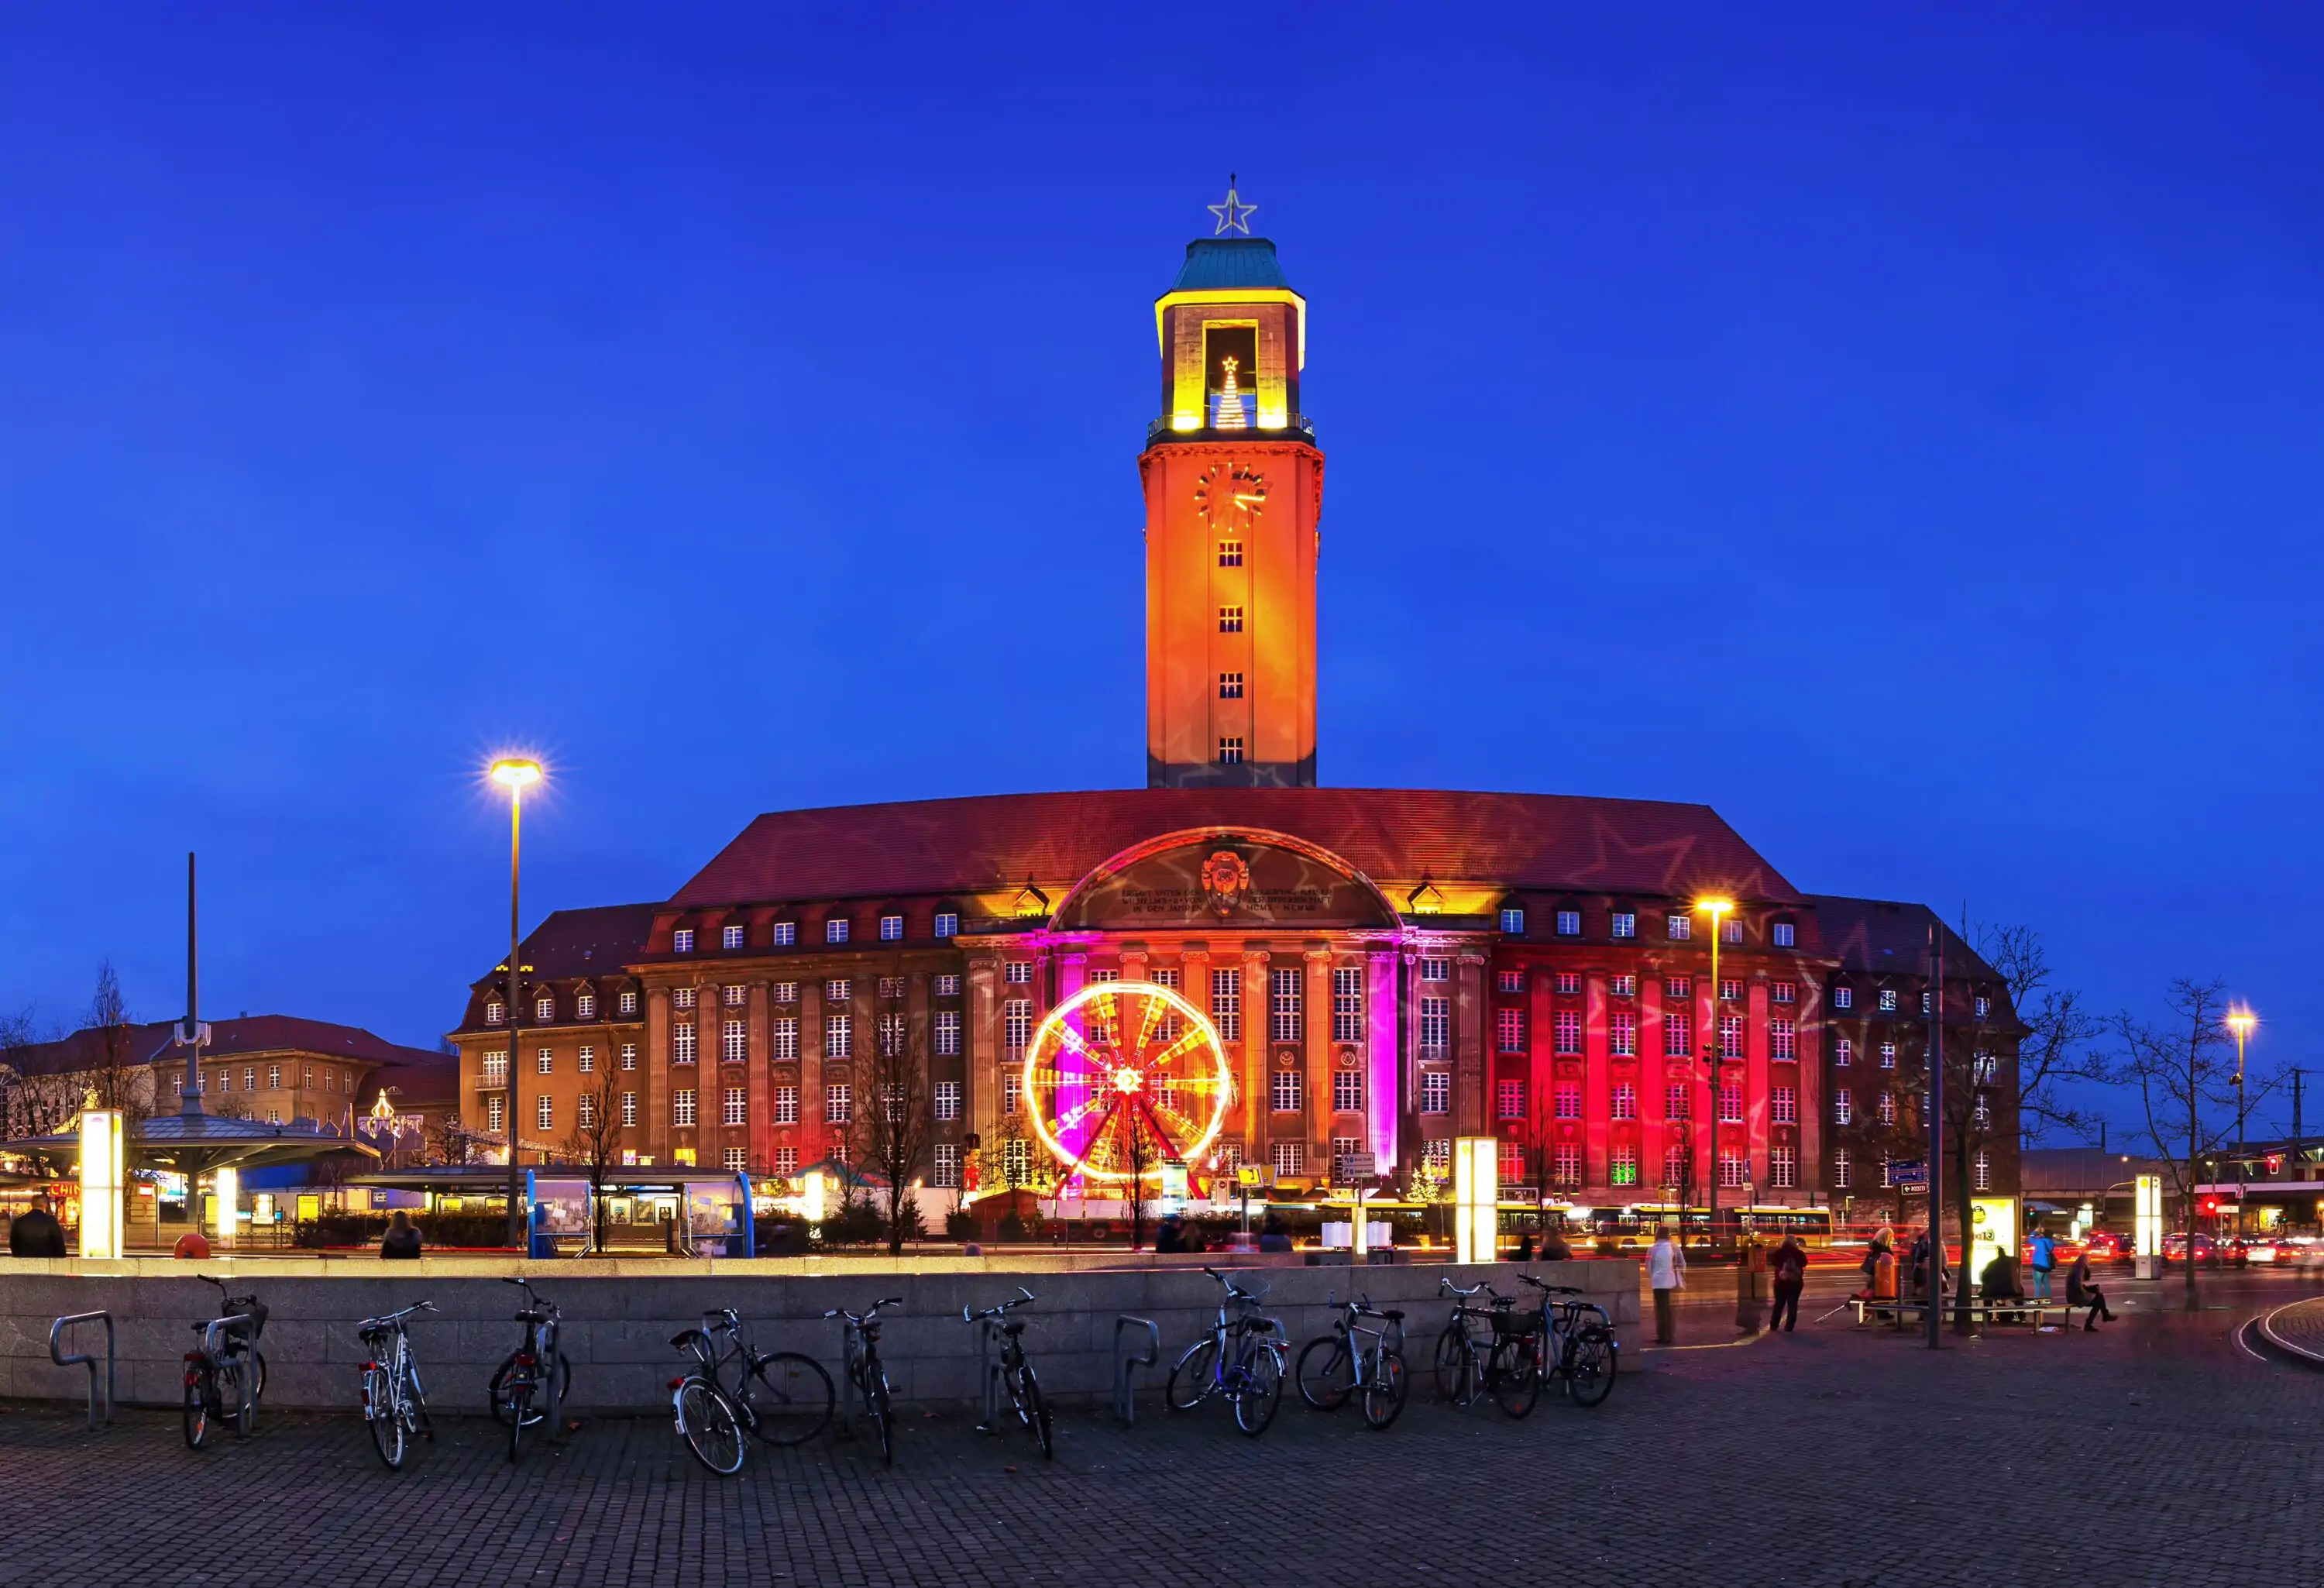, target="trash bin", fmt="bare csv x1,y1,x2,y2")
1736,1235,1769,1332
